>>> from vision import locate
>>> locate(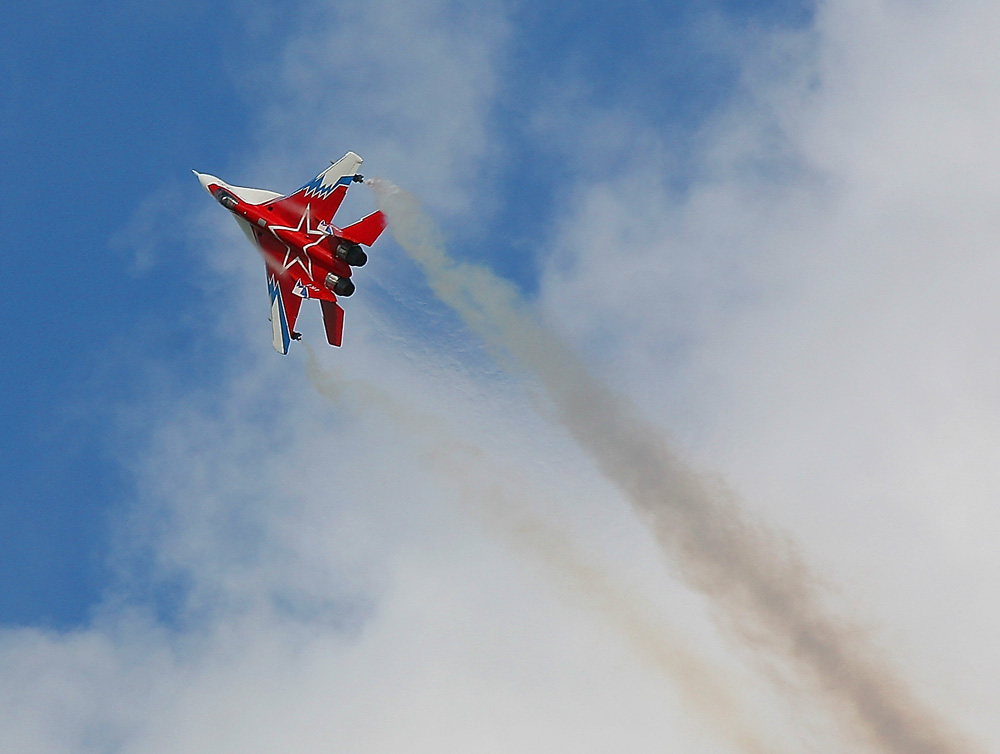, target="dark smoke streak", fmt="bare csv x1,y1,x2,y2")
303,347,785,754
367,178,981,754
